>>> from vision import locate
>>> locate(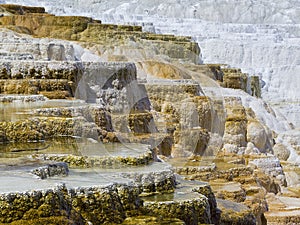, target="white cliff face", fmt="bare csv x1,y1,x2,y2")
5,0,300,126
0,28,102,62
5,0,300,24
